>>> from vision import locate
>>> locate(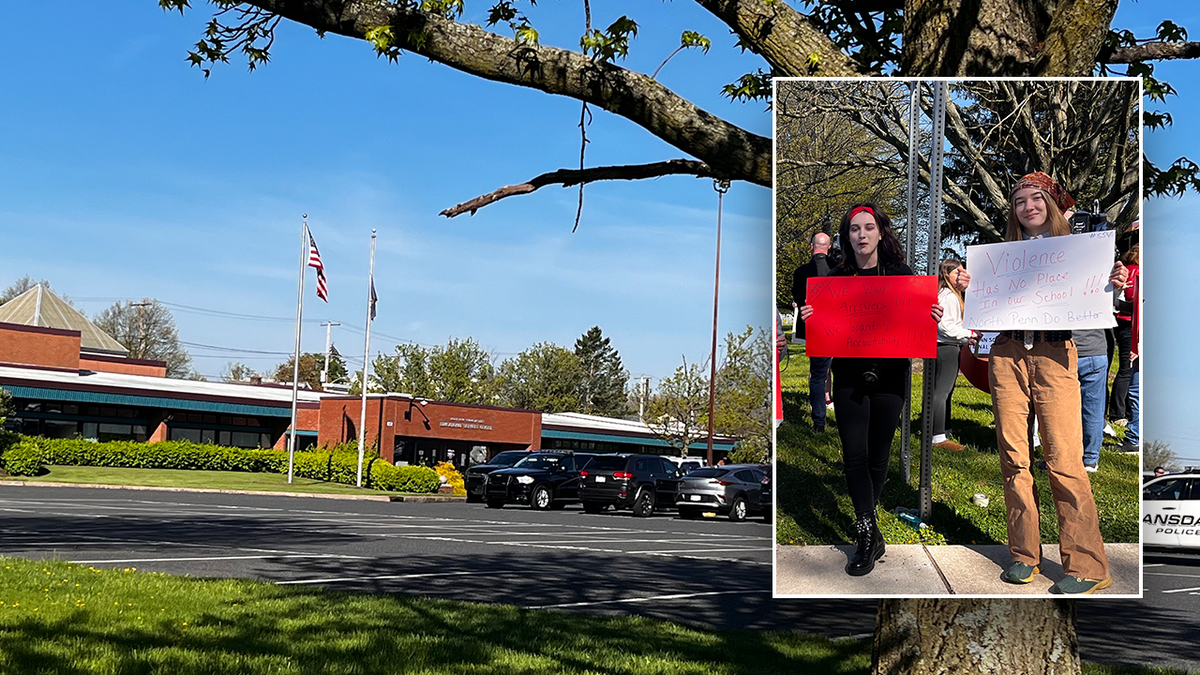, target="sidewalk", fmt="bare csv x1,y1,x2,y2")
776,543,1139,597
